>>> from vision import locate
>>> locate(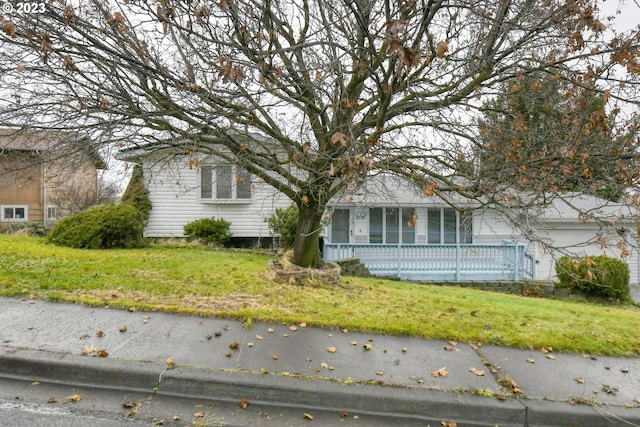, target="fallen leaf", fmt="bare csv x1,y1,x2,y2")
47,397,57,403
66,394,82,403
303,413,314,420
119,325,127,333
229,342,239,349
339,410,349,418
441,421,457,427
97,349,109,358
402,347,407,353
83,345,98,355
96,331,105,337
299,322,307,328
546,354,556,360
621,368,629,373
575,377,585,384
272,355,279,360
247,342,254,347
527,358,535,364
194,412,205,418
326,346,337,353
256,335,264,340
376,370,384,376
432,367,448,377
409,375,425,384
240,398,249,409
143,316,150,324
469,367,485,376
32,381,40,386
267,328,275,333
363,343,372,351
122,401,137,408
350,341,359,346
289,325,298,331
